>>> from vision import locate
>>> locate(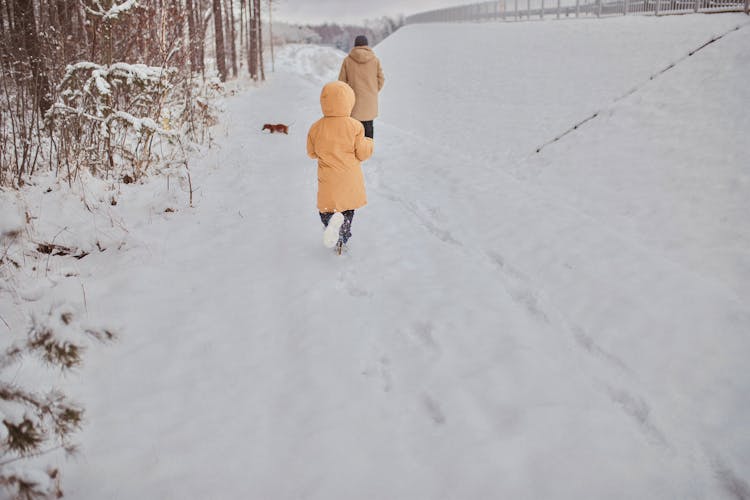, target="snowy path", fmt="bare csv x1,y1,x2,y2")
64,15,749,499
